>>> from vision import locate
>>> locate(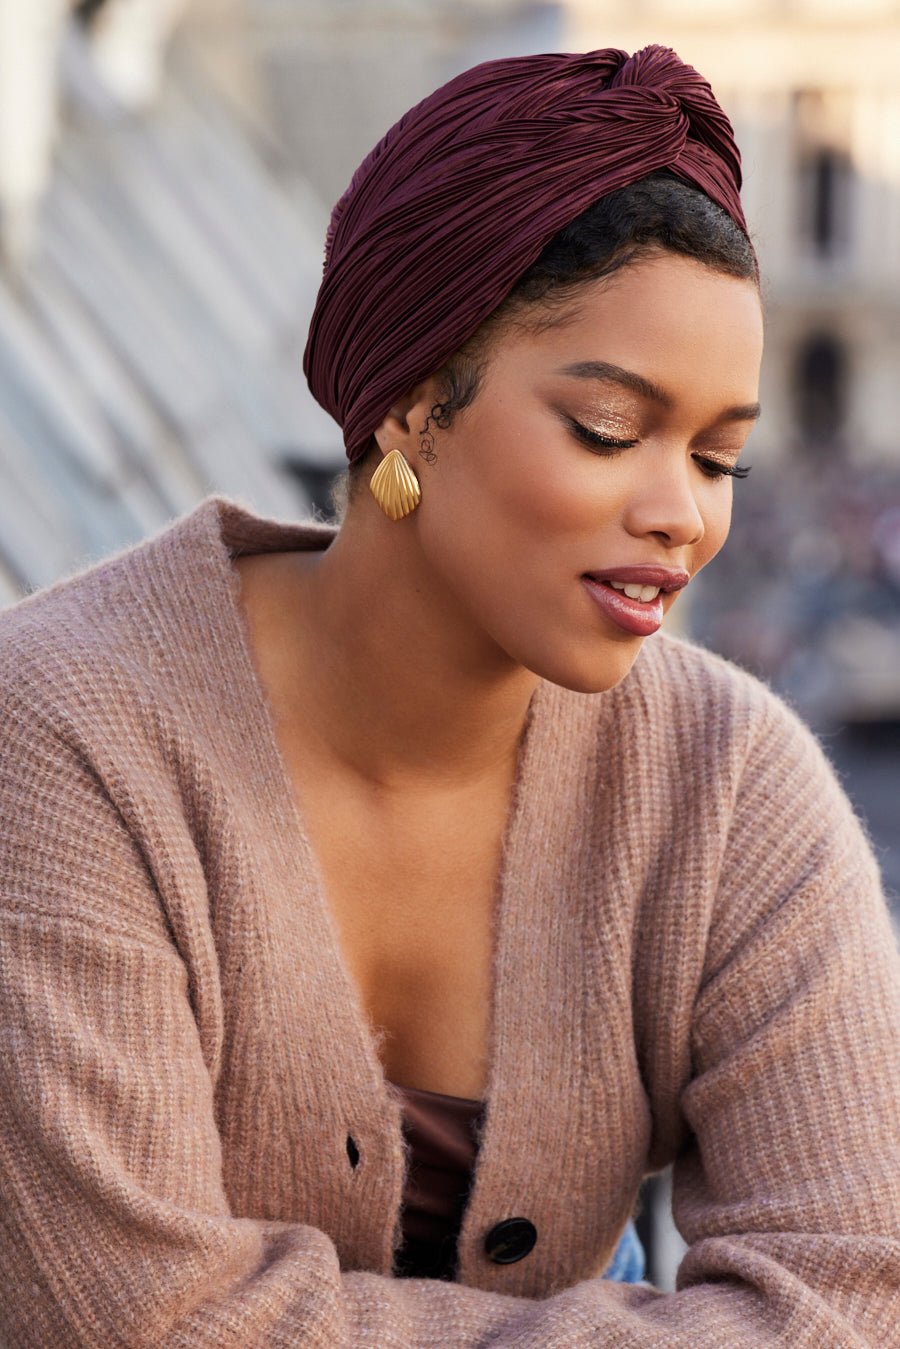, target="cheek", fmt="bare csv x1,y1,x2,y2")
701,488,734,550
697,487,733,564
415,419,605,629
457,415,613,540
